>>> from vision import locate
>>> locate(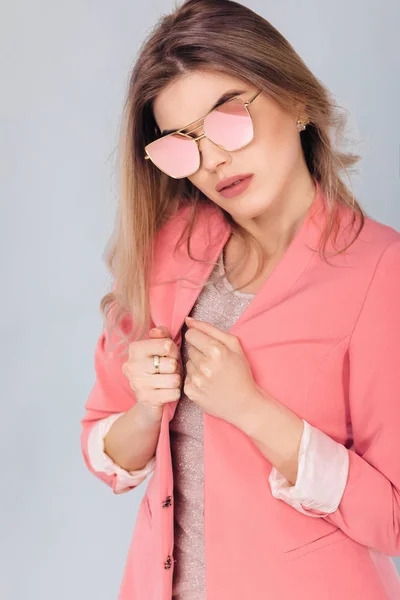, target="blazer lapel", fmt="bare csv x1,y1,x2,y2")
167,179,330,340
